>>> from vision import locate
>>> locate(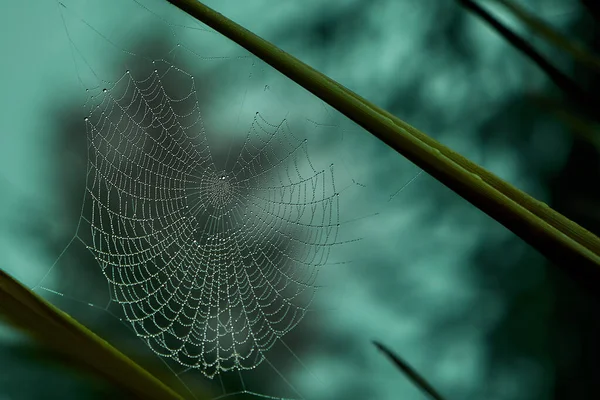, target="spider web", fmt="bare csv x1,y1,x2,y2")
80,61,340,378
32,0,422,398
33,1,355,398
